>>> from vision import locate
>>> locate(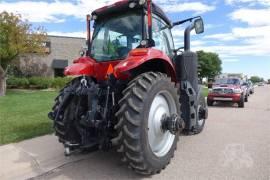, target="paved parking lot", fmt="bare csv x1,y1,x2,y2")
1,85,269,180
